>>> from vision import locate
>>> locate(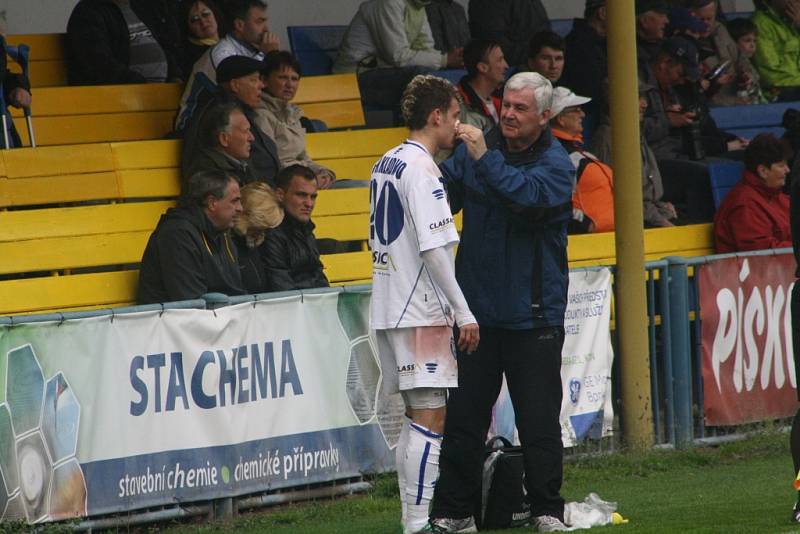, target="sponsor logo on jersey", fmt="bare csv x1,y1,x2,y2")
372,251,398,272
429,217,455,233
398,363,416,373
425,362,438,374
432,188,445,200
